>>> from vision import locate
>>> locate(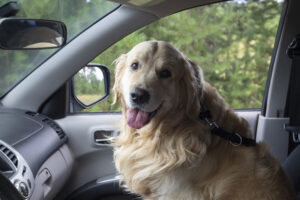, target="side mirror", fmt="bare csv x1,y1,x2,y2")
0,18,67,50
72,64,110,111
